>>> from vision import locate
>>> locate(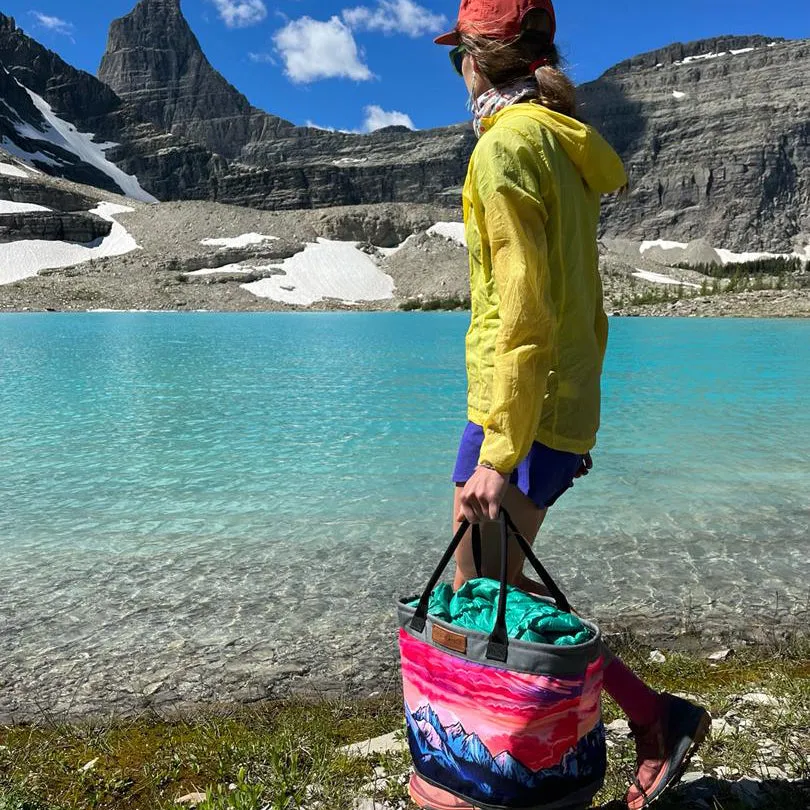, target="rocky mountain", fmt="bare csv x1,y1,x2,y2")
0,12,222,201
580,36,810,252
98,0,293,161
97,0,475,209
1,0,808,253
